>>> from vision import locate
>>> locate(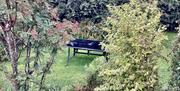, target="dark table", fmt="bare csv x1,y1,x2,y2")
66,39,108,65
